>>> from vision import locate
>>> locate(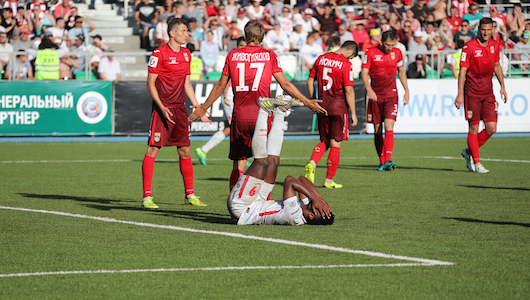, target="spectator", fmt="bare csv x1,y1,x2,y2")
300,8,320,34
411,0,429,25
408,30,427,64
247,0,264,20
98,48,121,81
155,18,169,46
13,28,32,54
187,42,203,80
290,20,307,51
351,23,369,50
316,2,340,38
276,5,293,35
369,0,389,18
1,7,16,37
225,0,238,21
5,53,34,80
407,54,426,78
428,32,449,76
337,23,353,44
217,5,230,25
361,28,381,52
439,18,455,48
341,6,356,27
68,16,95,47
172,2,188,23
513,31,530,71
300,31,323,70
447,6,462,35
402,9,421,33
15,3,33,33
27,35,66,80
69,34,87,77
326,34,340,51
204,16,229,50
200,30,220,76
205,0,219,18
450,39,464,78
64,6,78,30
395,33,408,66
3,0,19,15
258,8,274,33
29,0,48,13
431,0,447,23
184,0,204,29
352,5,378,32
454,19,475,44
462,3,481,34
506,3,526,41
47,17,69,49
0,30,13,73
421,21,437,44
397,20,412,48
489,6,508,40
388,12,401,31
87,34,106,78
235,8,250,34
158,0,175,22
188,18,202,49
265,0,283,14
10,28,19,42
450,0,472,19
134,0,158,49
53,0,73,18
32,4,55,36
263,19,290,53
389,0,406,22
